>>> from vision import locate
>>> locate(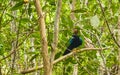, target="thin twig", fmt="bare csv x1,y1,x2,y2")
97,0,120,48
0,0,12,29
0,31,33,62
95,34,111,75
